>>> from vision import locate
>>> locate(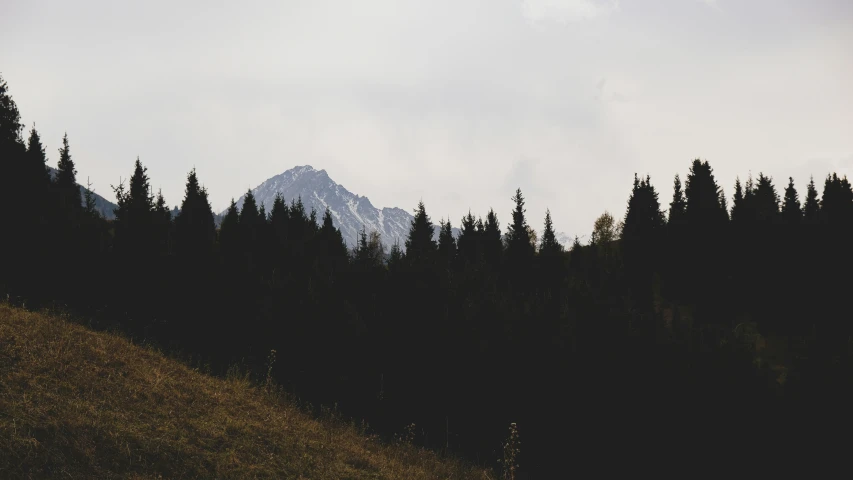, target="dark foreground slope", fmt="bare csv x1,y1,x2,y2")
0,304,491,479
